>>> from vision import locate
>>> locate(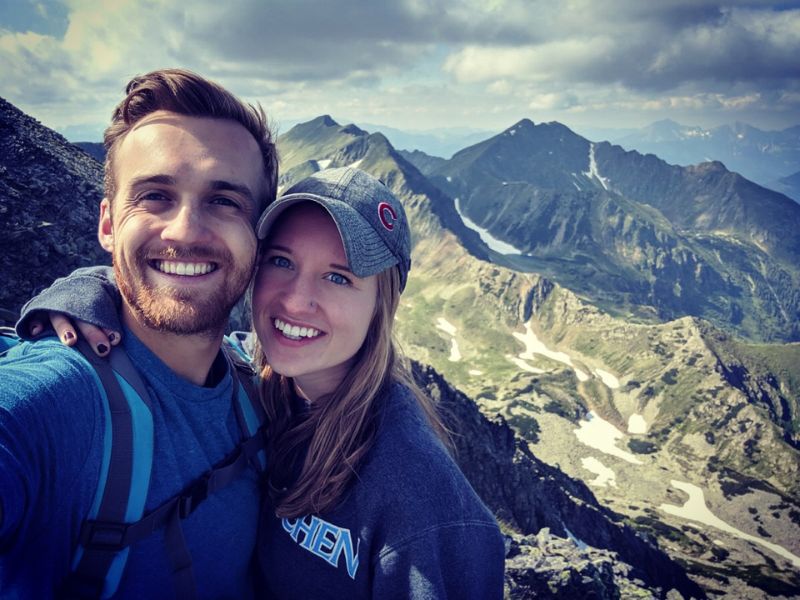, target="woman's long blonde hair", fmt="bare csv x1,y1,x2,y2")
253,265,447,518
